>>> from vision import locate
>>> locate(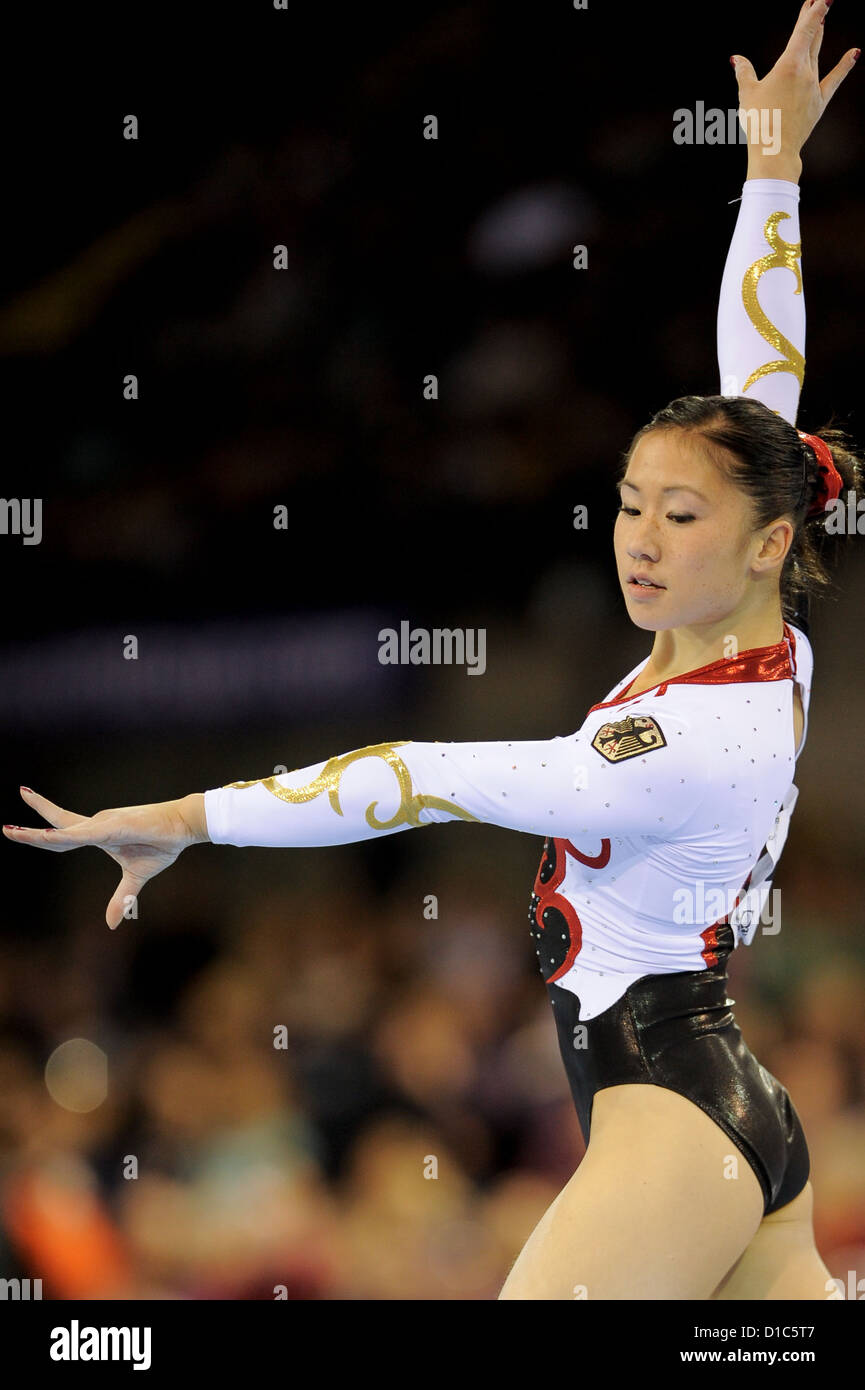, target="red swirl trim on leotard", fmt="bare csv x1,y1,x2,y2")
532,837,610,982
532,838,584,982
562,838,611,868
